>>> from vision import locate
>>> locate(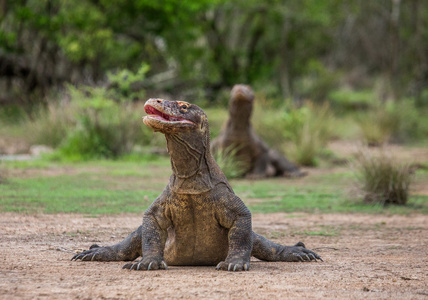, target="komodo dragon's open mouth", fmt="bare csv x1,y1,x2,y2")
144,105,194,125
